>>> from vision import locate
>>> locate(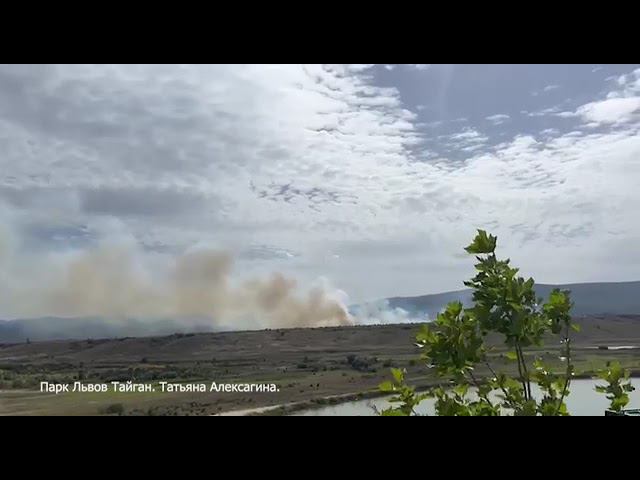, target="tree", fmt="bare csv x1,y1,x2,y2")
379,230,634,416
